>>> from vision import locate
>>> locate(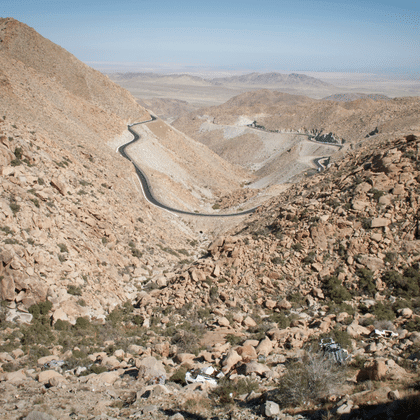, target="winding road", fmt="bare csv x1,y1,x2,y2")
118,118,258,217
247,123,339,170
